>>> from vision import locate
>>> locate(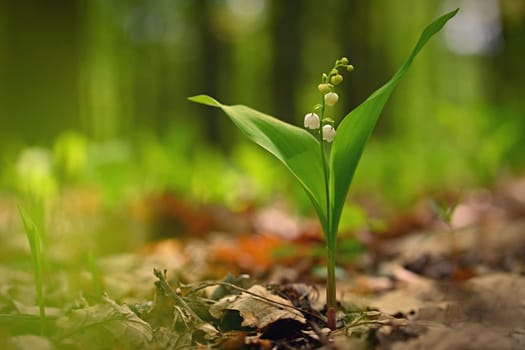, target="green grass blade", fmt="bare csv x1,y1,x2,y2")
329,9,459,236
188,95,328,226
17,204,46,335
